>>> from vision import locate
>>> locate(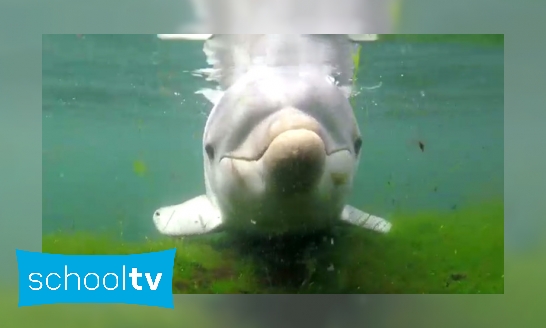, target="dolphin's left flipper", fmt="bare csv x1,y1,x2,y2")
152,195,224,237
339,205,392,233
